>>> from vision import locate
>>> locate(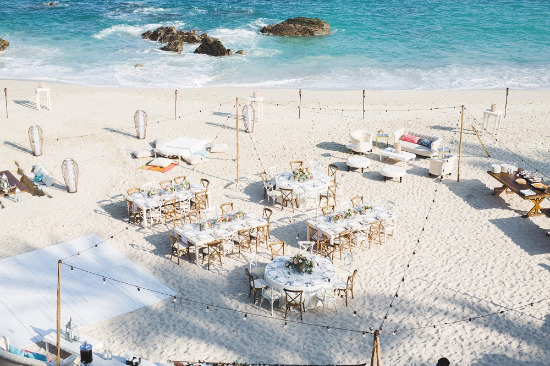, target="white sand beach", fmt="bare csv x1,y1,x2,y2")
1,80,549,365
